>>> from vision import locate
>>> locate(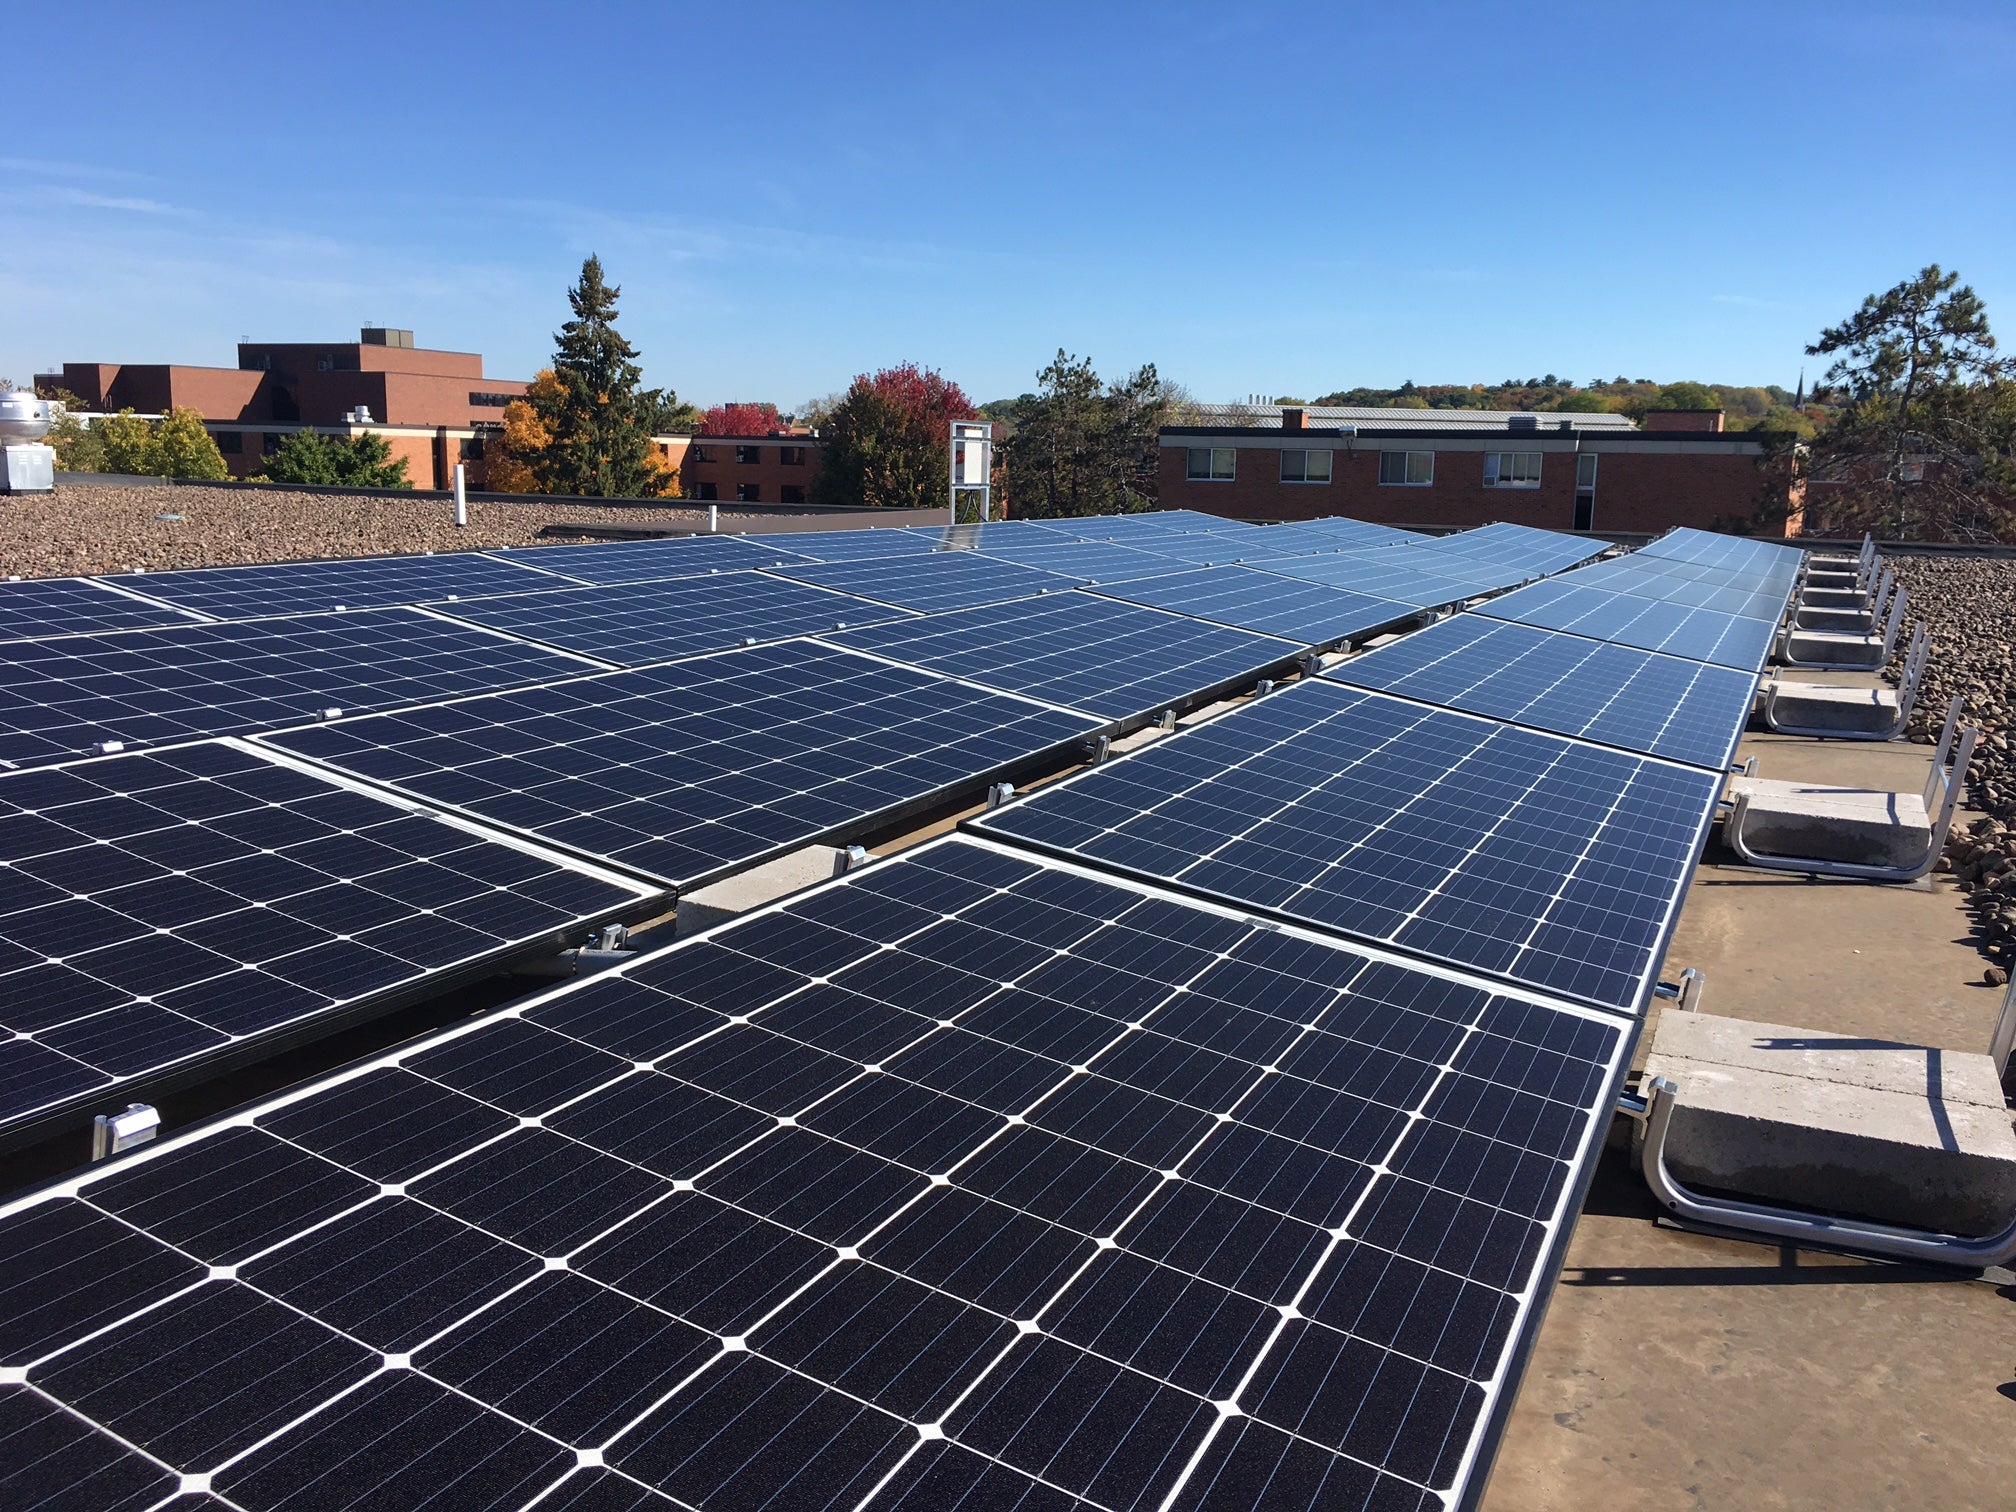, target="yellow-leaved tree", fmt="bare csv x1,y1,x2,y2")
486,369,561,492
